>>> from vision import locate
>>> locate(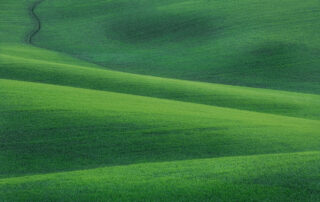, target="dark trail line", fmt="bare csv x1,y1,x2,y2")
27,0,44,44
